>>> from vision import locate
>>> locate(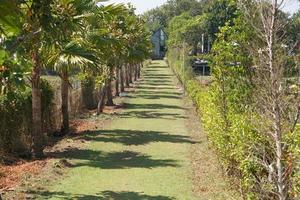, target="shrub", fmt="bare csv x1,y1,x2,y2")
169,47,263,199
0,79,53,154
